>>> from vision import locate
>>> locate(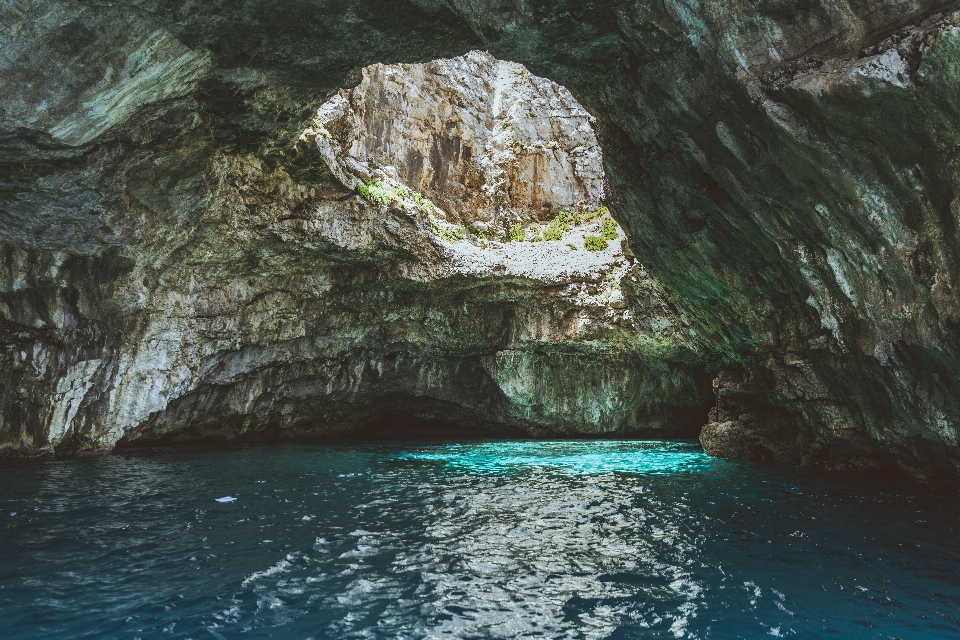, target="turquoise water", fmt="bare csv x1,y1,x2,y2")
1,439,959,639
397,440,713,475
